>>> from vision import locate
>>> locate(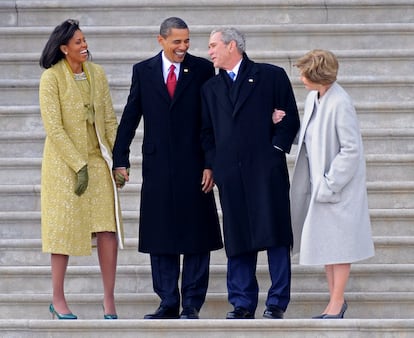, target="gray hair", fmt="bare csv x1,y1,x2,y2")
159,17,188,38
211,27,246,54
